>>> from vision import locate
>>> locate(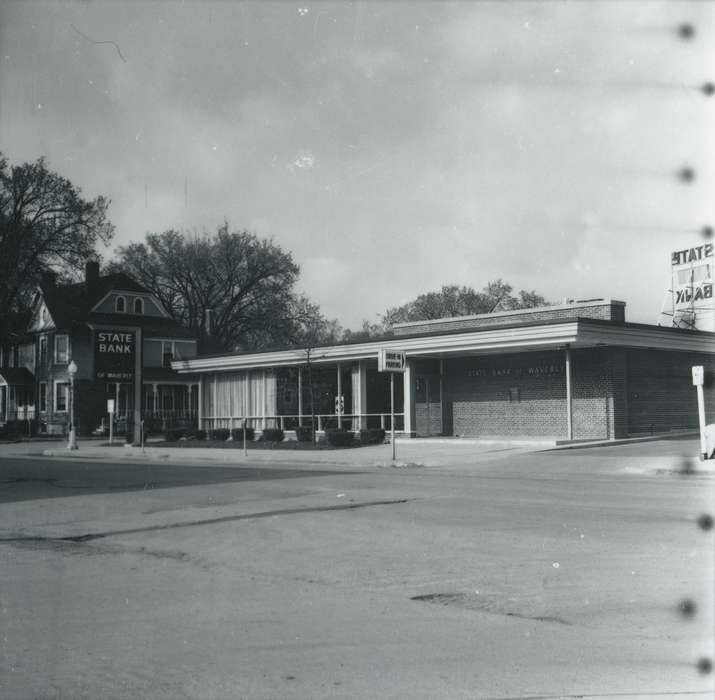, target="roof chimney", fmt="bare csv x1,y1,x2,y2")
86,260,100,296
